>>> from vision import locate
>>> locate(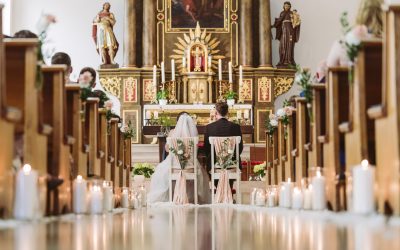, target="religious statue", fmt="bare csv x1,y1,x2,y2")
190,45,205,72
272,1,301,68
92,2,119,66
